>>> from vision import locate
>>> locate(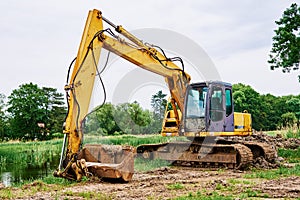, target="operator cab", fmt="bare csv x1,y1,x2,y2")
183,81,234,134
